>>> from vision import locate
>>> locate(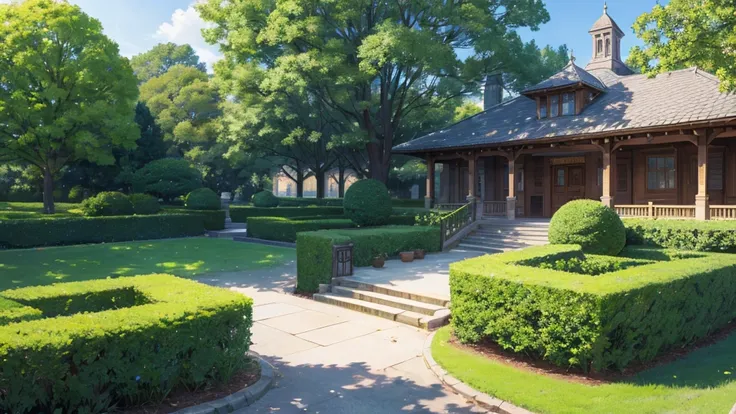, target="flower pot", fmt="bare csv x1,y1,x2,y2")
414,249,426,260
372,257,385,268
400,251,415,263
